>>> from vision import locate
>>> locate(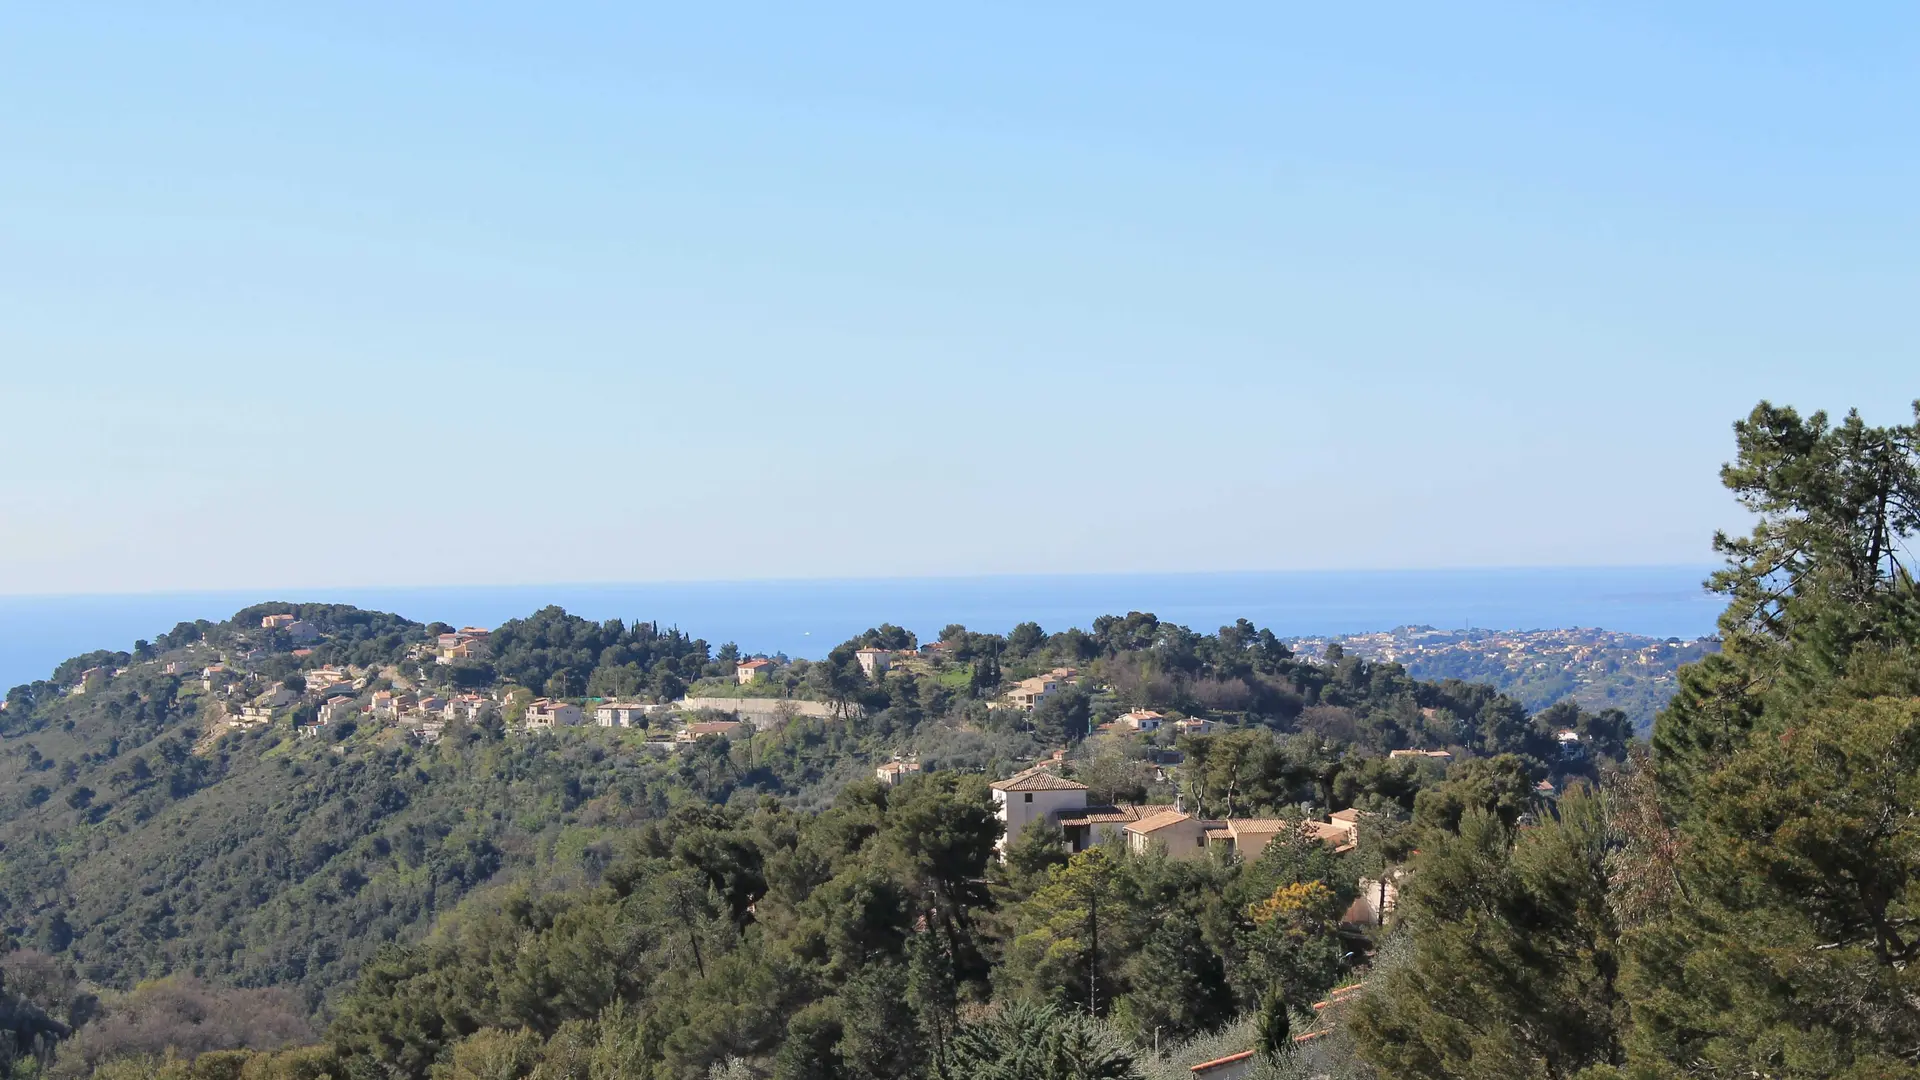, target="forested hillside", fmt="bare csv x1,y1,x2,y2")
3,398,1910,1080
0,577,1622,1078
